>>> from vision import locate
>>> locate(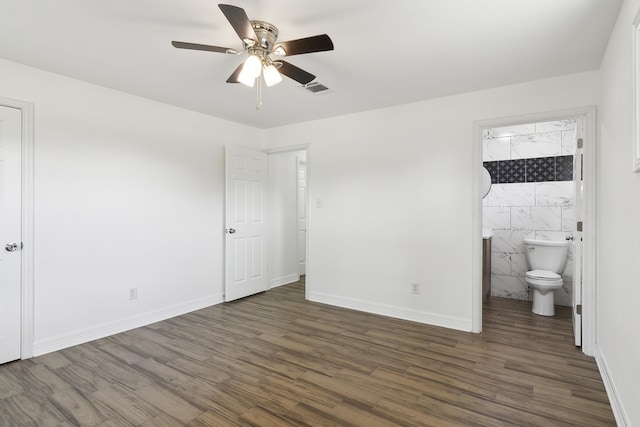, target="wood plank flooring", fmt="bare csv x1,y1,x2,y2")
0,278,615,426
